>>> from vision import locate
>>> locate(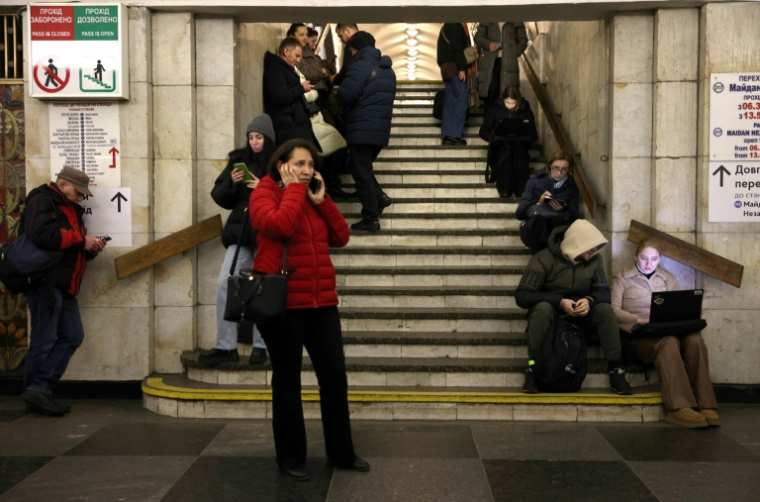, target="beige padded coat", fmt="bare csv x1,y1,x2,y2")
610,265,678,333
